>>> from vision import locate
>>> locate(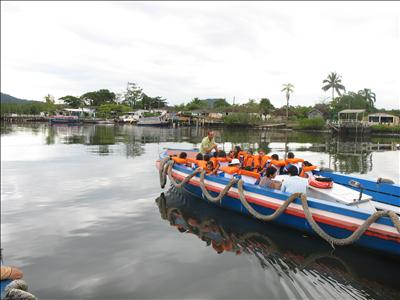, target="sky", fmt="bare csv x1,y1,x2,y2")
1,1,399,109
